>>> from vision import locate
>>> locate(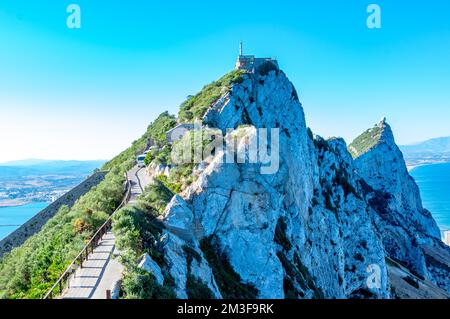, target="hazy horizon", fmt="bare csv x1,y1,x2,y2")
0,158,107,165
